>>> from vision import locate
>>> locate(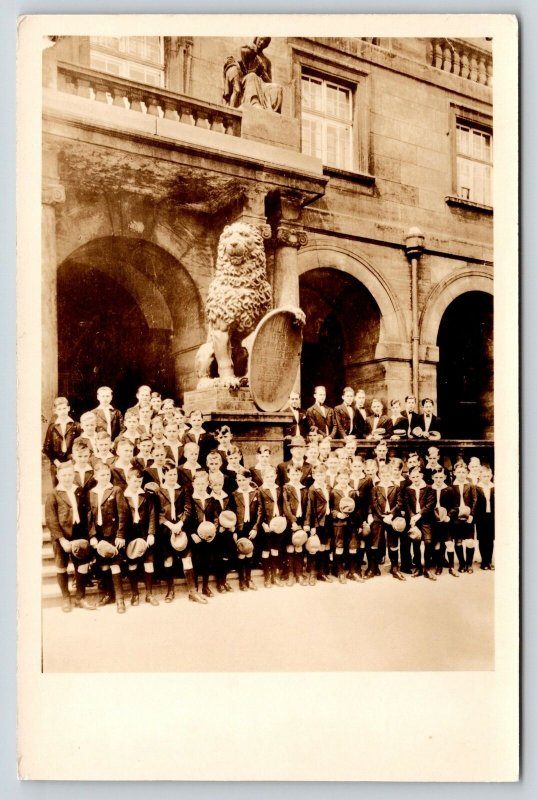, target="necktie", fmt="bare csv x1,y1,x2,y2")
132,494,140,524
270,488,278,516
168,488,176,521
66,488,80,524
295,487,302,519
60,423,67,453
96,488,105,526
243,492,250,523
415,488,421,514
